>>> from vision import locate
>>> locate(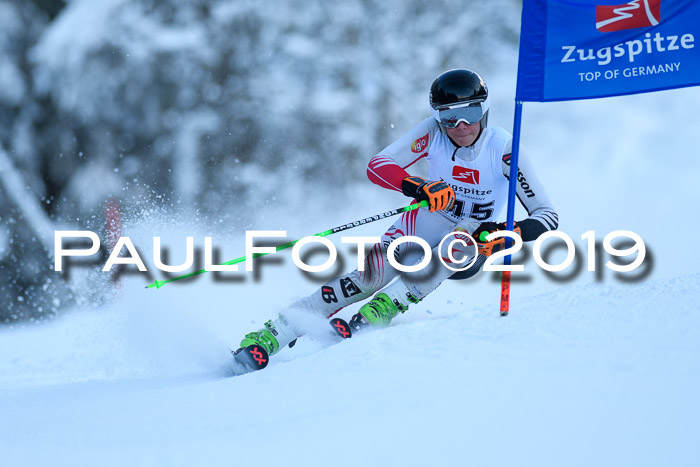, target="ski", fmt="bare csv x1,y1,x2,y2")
230,344,269,375
329,317,352,339
229,316,368,376
330,313,373,336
